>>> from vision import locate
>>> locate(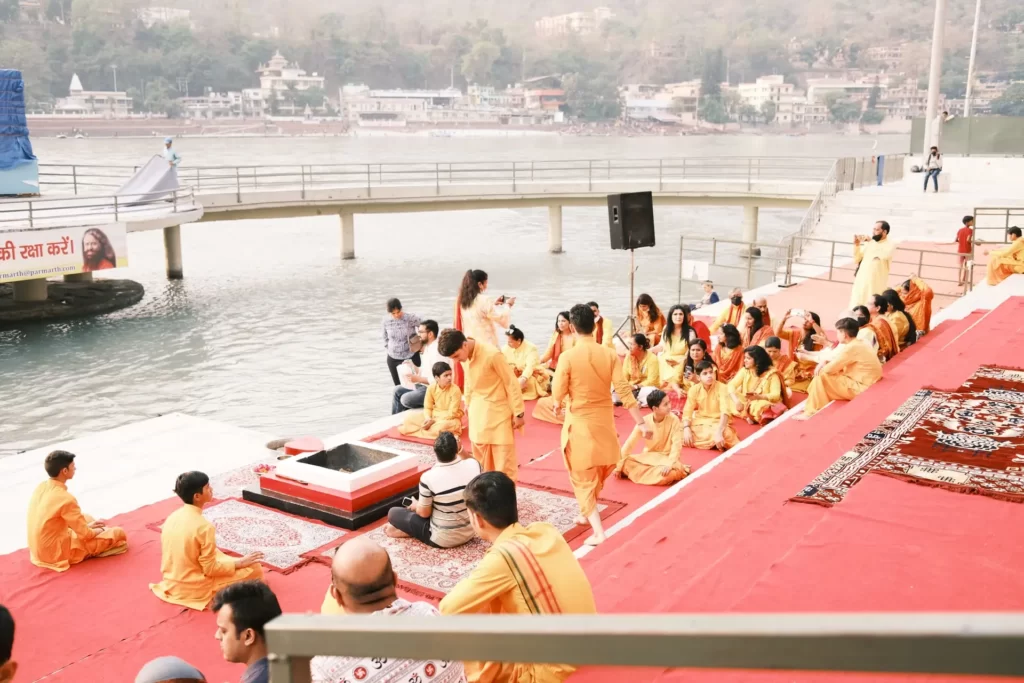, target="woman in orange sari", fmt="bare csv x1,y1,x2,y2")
634,293,667,346
712,324,743,382
866,295,900,362
773,309,824,392
900,277,934,334
740,307,772,348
